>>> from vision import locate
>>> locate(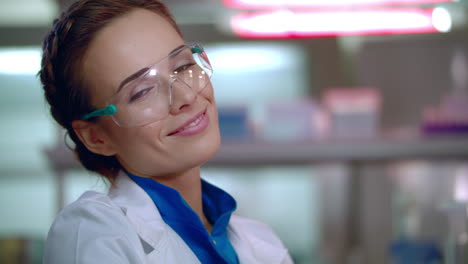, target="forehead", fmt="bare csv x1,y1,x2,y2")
82,8,184,104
